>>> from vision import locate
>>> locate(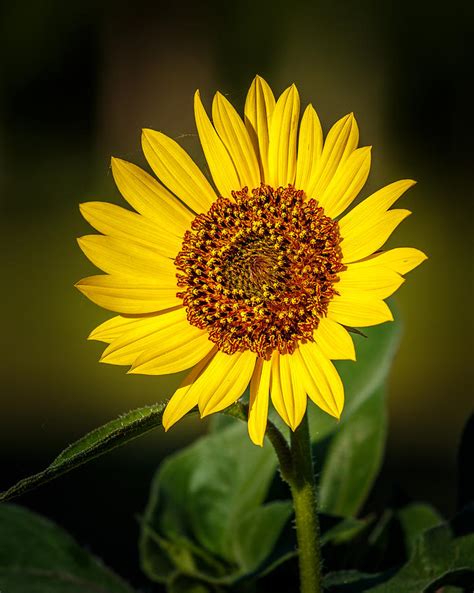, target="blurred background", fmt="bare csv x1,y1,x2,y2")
1,0,472,588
